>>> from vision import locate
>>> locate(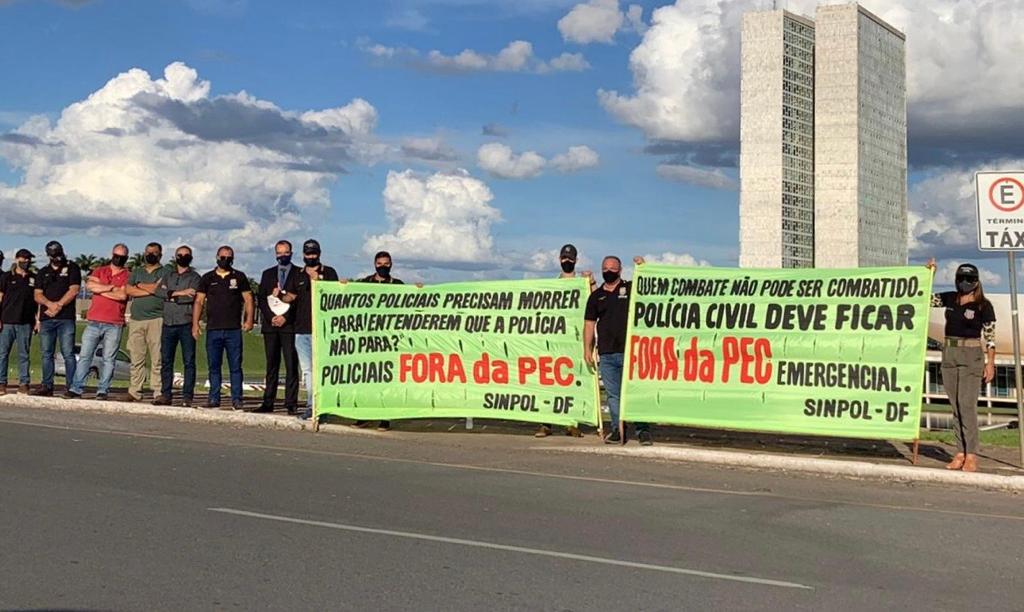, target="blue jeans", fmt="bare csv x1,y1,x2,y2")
40,319,76,389
599,352,649,432
70,322,123,394
295,333,313,411
161,323,196,401
0,323,32,385
207,329,243,404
